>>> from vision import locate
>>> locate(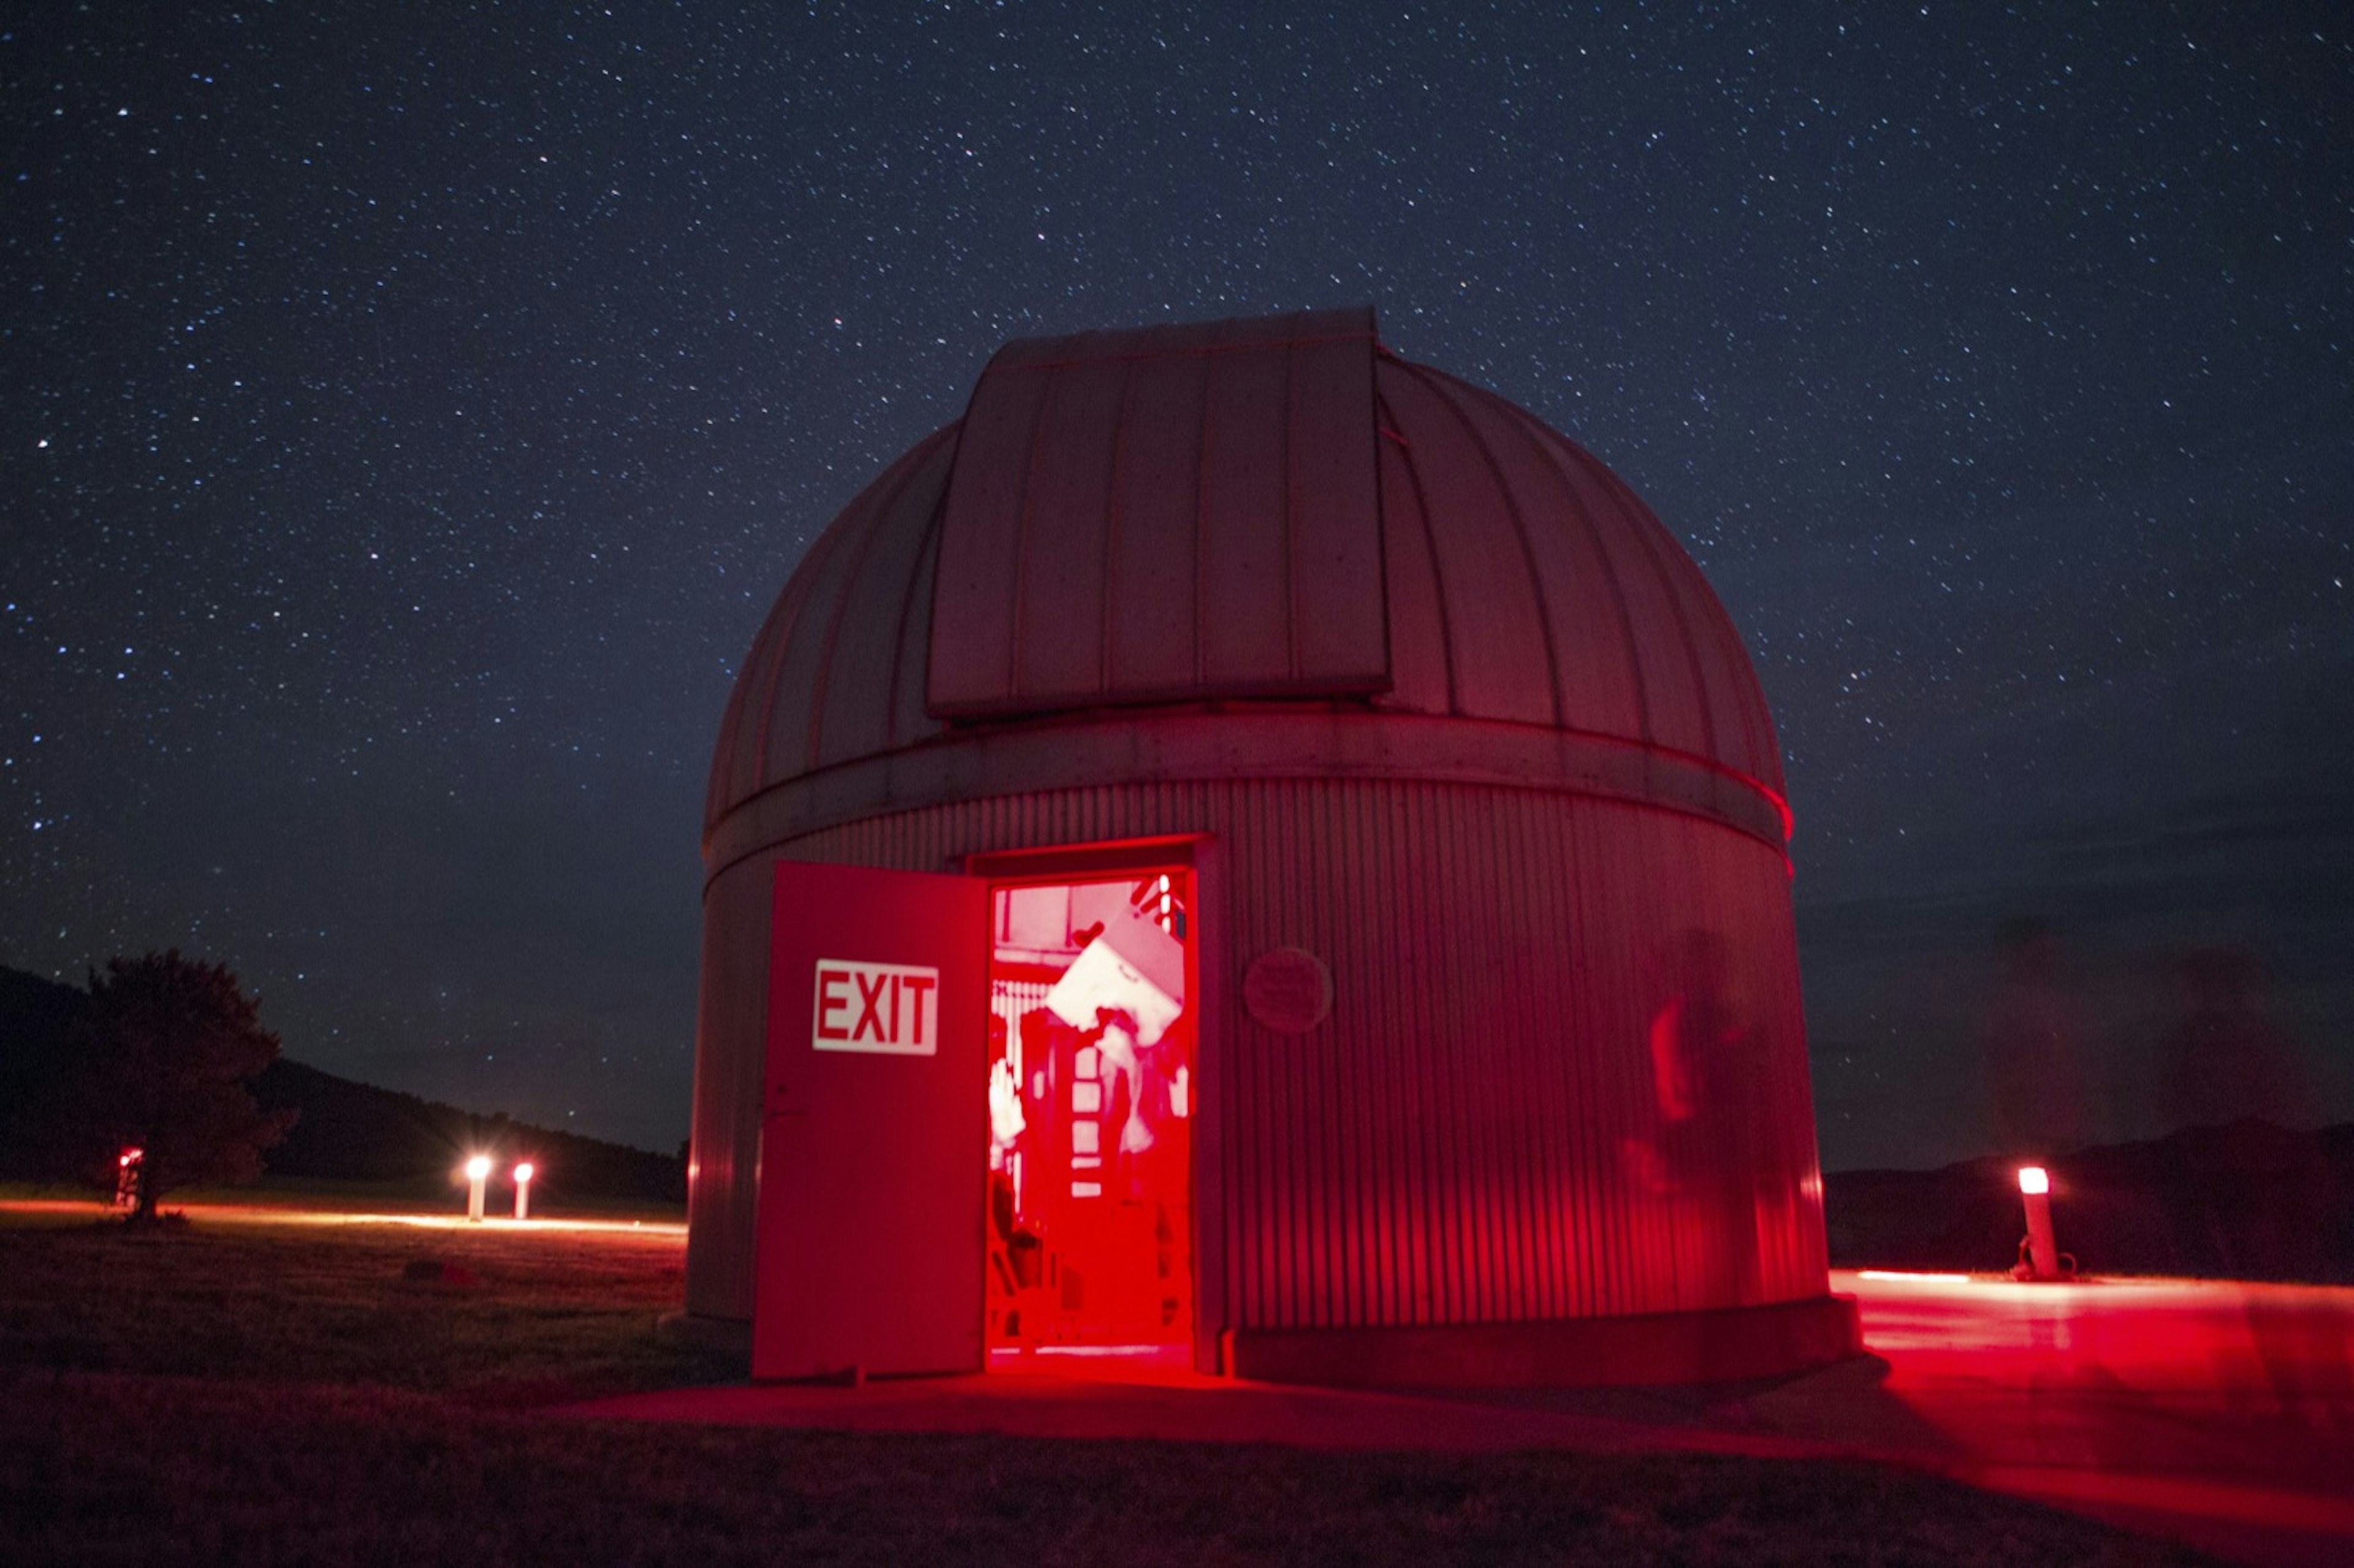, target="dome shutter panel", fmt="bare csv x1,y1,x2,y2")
926,308,1391,720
